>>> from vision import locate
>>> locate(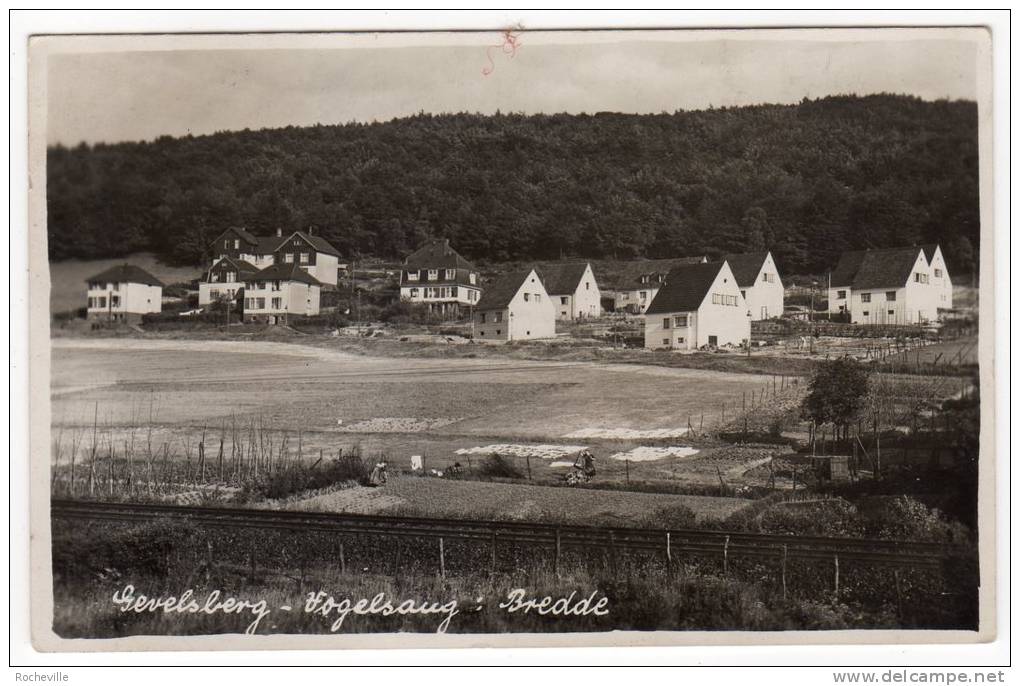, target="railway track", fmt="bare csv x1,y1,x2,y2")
50,499,961,570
